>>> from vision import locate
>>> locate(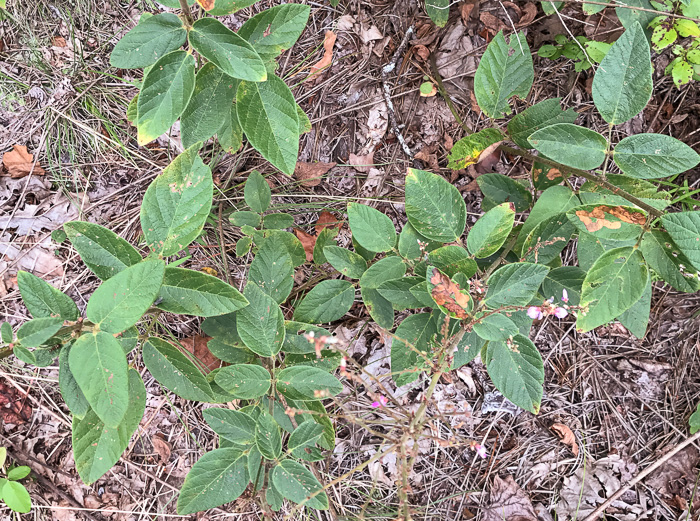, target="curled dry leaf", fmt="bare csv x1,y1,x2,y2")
0,381,33,425
307,31,336,81
294,161,336,187
429,267,471,319
182,334,218,372
483,475,538,521
550,423,579,456
516,3,538,27
348,151,375,173
480,12,508,37
152,434,172,463
2,145,46,178
294,228,316,262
